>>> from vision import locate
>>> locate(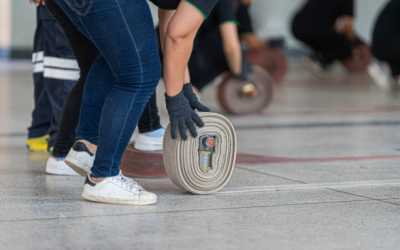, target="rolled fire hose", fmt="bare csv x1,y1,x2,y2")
163,112,237,194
